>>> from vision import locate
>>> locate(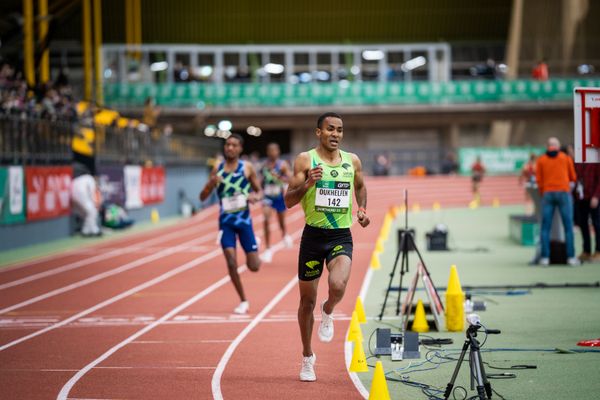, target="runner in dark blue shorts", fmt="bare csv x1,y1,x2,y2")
260,143,293,263
200,134,263,314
